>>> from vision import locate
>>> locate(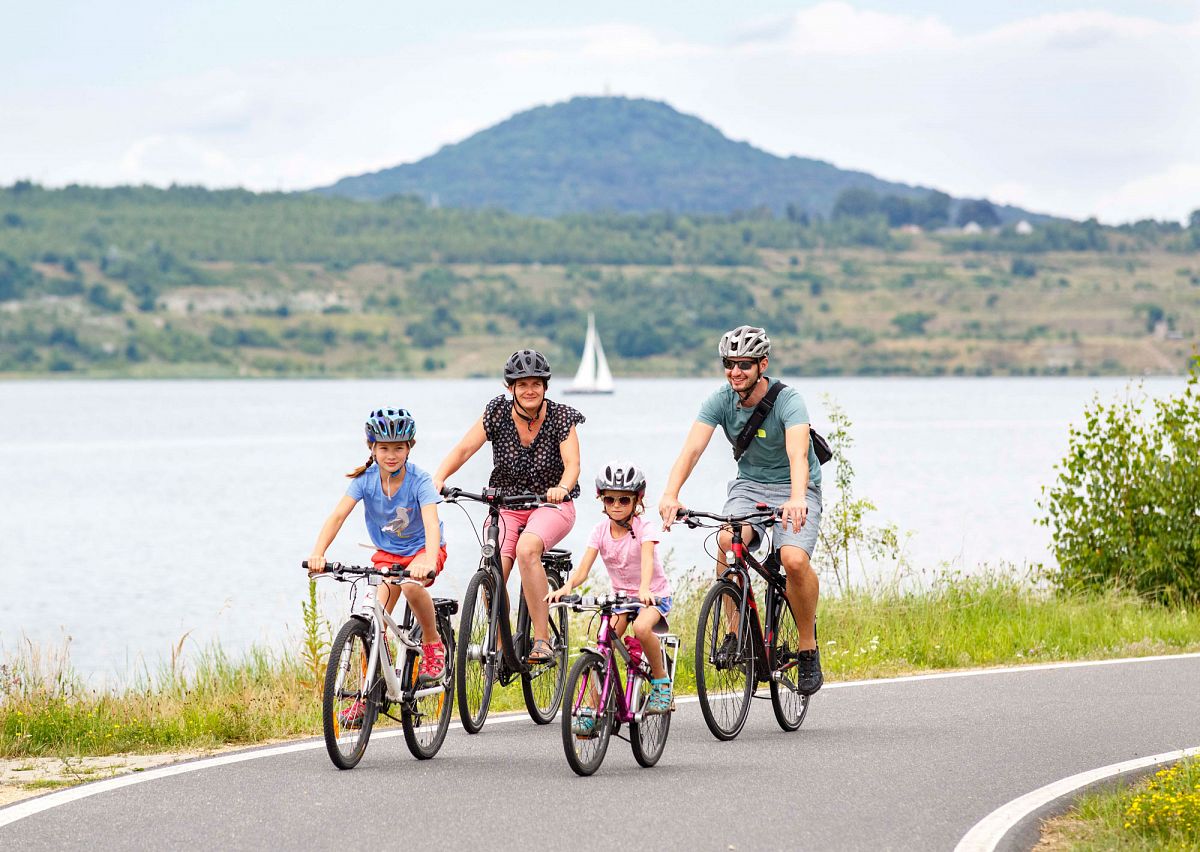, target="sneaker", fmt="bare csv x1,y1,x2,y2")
571,713,597,737
646,679,673,714
337,699,365,730
796,648,823,696
713,632,739,669
417,642,446,686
